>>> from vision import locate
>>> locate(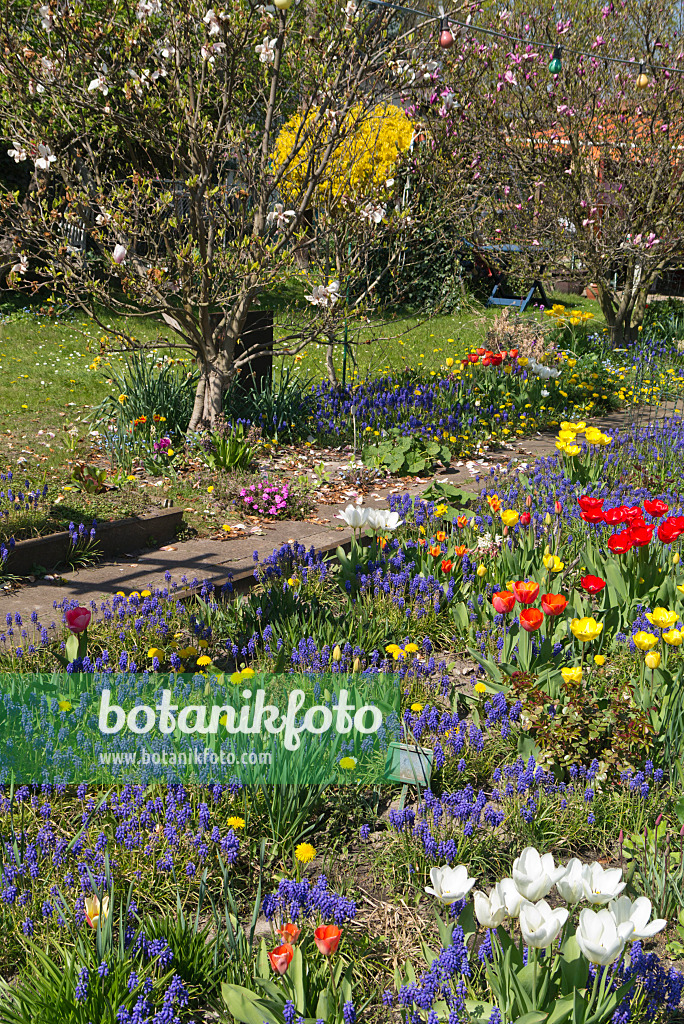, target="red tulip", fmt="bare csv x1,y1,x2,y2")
578,496,604,513
489,354,504,366
580,508,606,525
278,923,301,943
581,574,605,594
554,500,562,514
624,506,643,521
268,943,294,975
512,580,540,605
65,607,91,633
520,512,531,526
467,353,479,363
540,593,568,616
603,506,627,525
628,525,653,547
509,348,519,359
608,532,633,554
314,925,342,955
476,347,486,356
441,559,453,573
492,590,516,614
520,608,544,632
644,499,669,518
658,518,683,544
